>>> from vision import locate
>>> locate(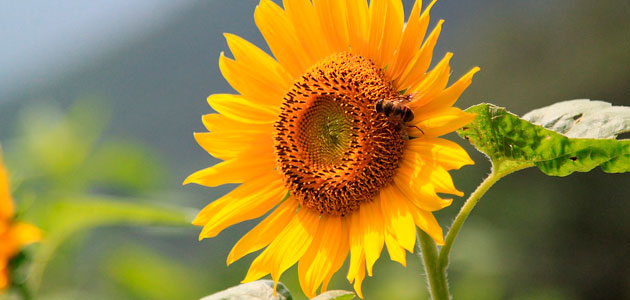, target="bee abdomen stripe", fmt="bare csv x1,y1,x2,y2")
375,99,384,112
383,101,394,116
402,108,414,122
